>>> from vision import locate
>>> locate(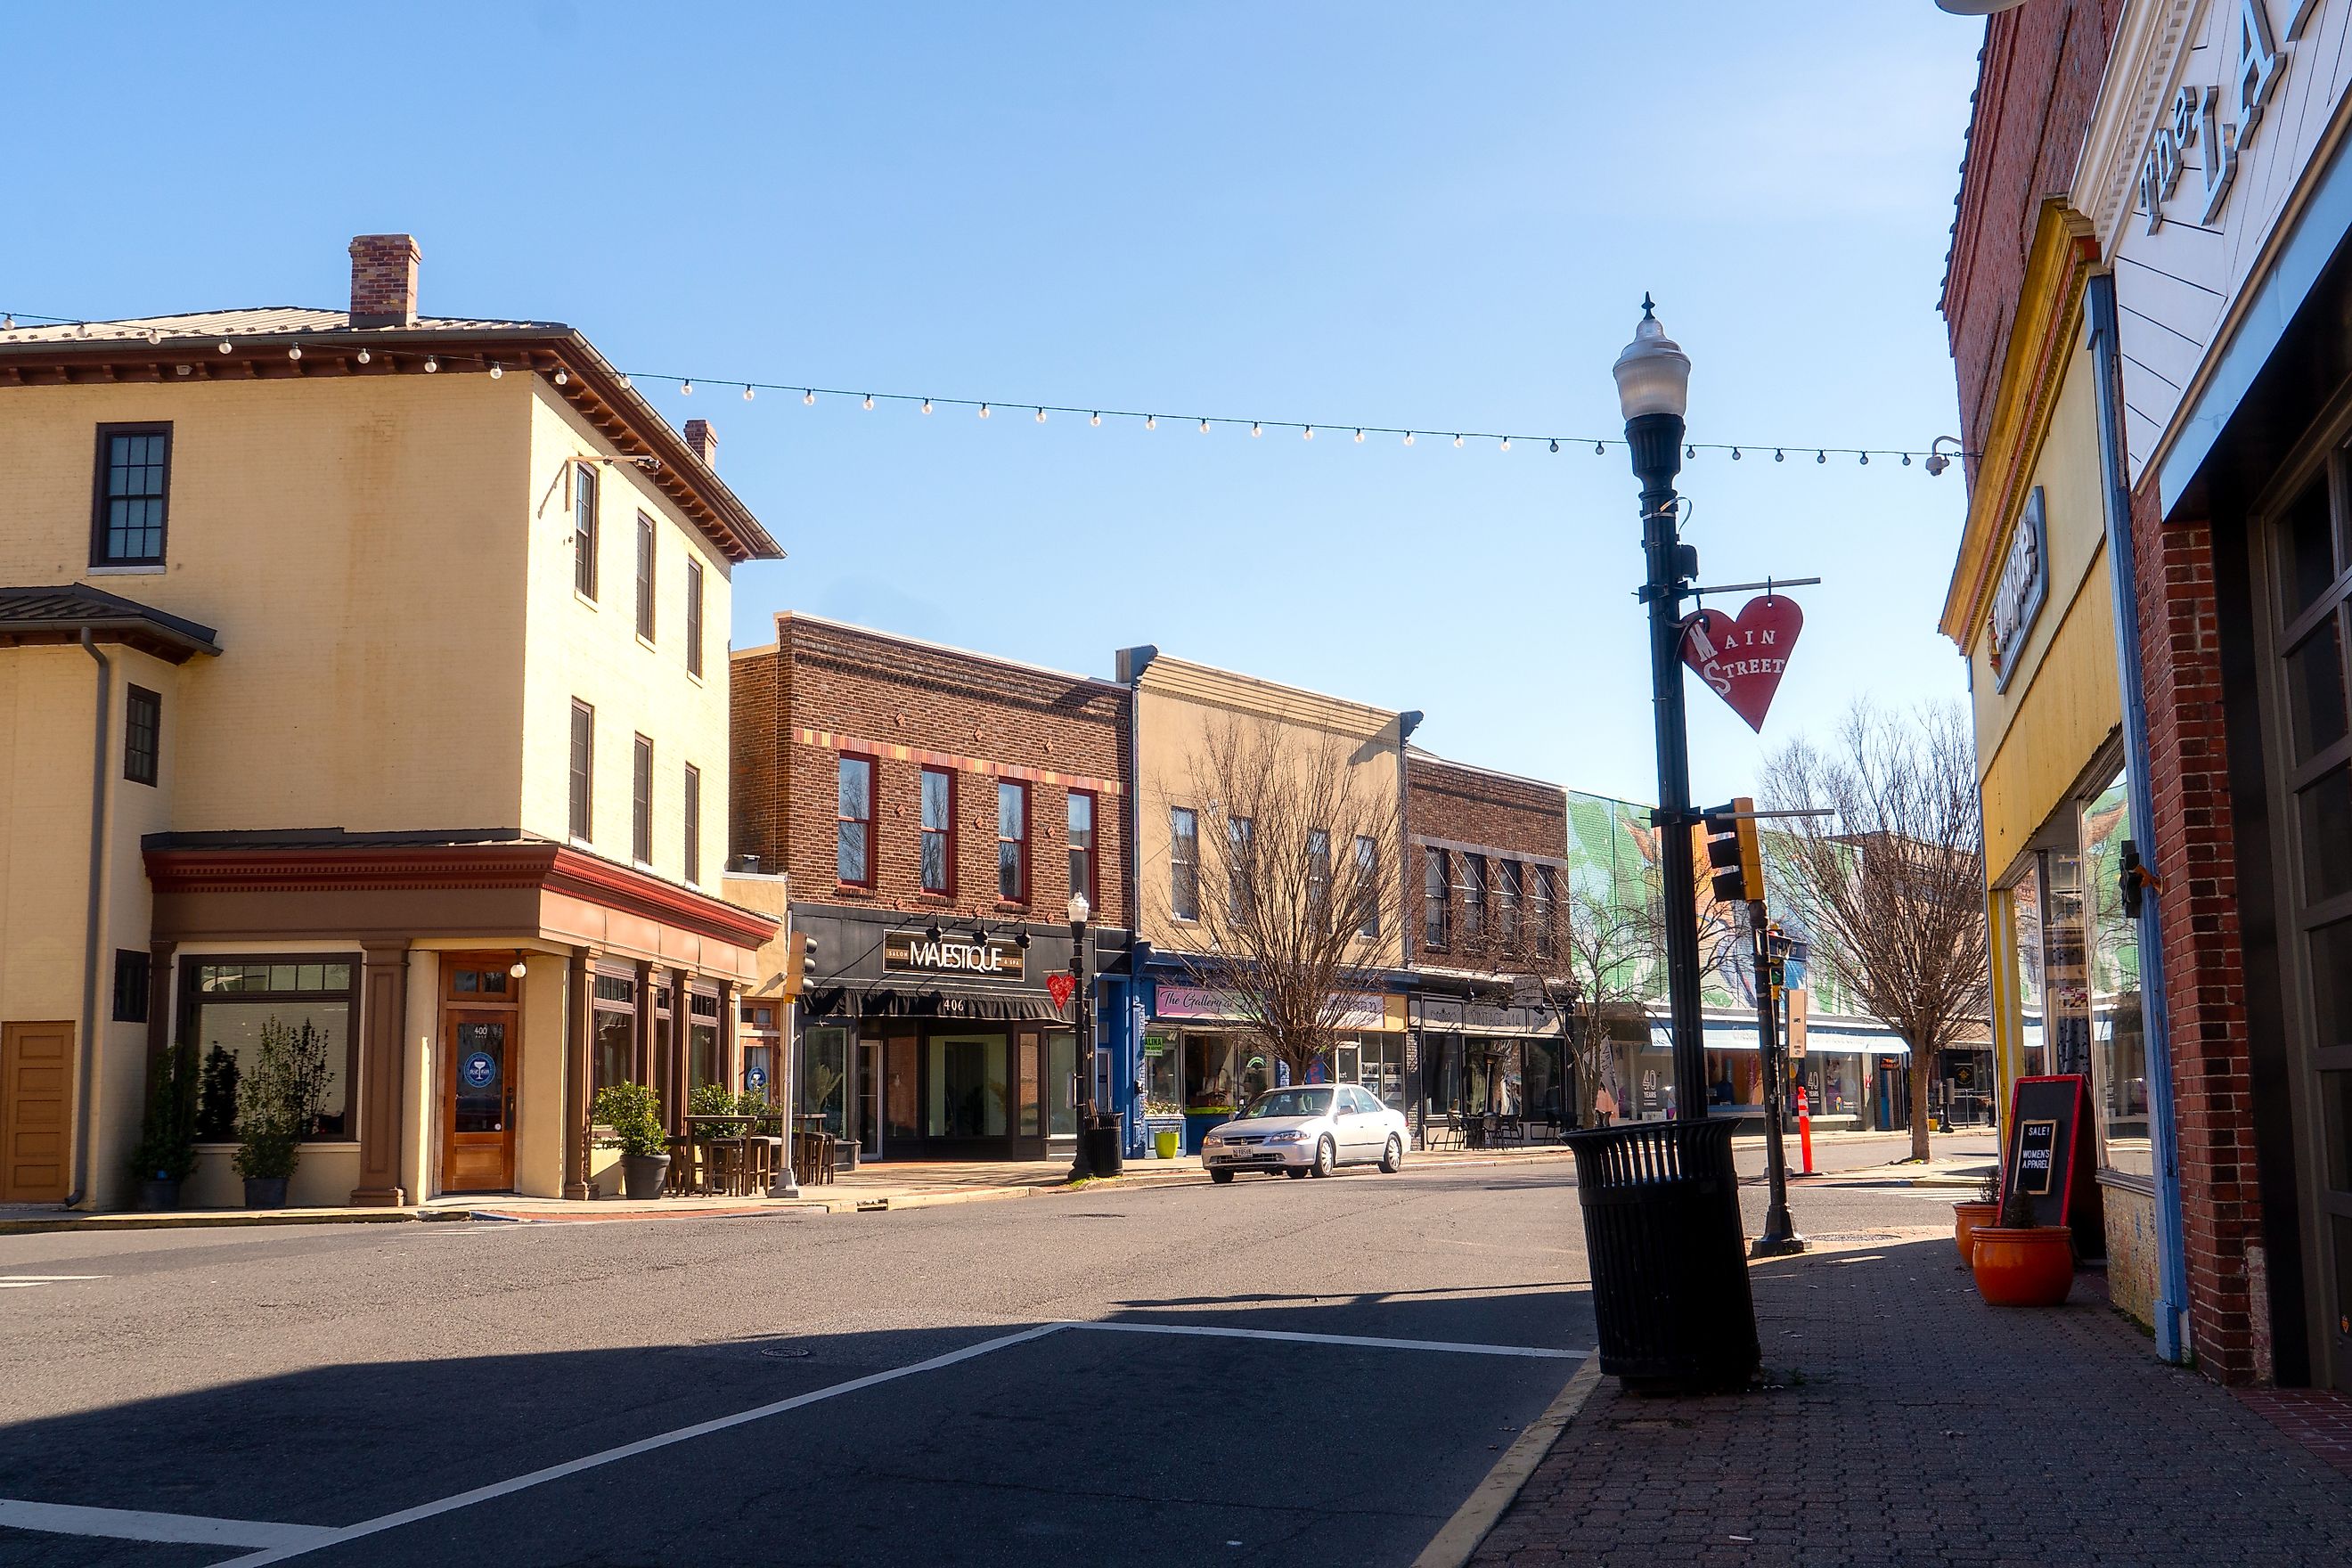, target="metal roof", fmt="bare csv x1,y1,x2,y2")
0,584,223,662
